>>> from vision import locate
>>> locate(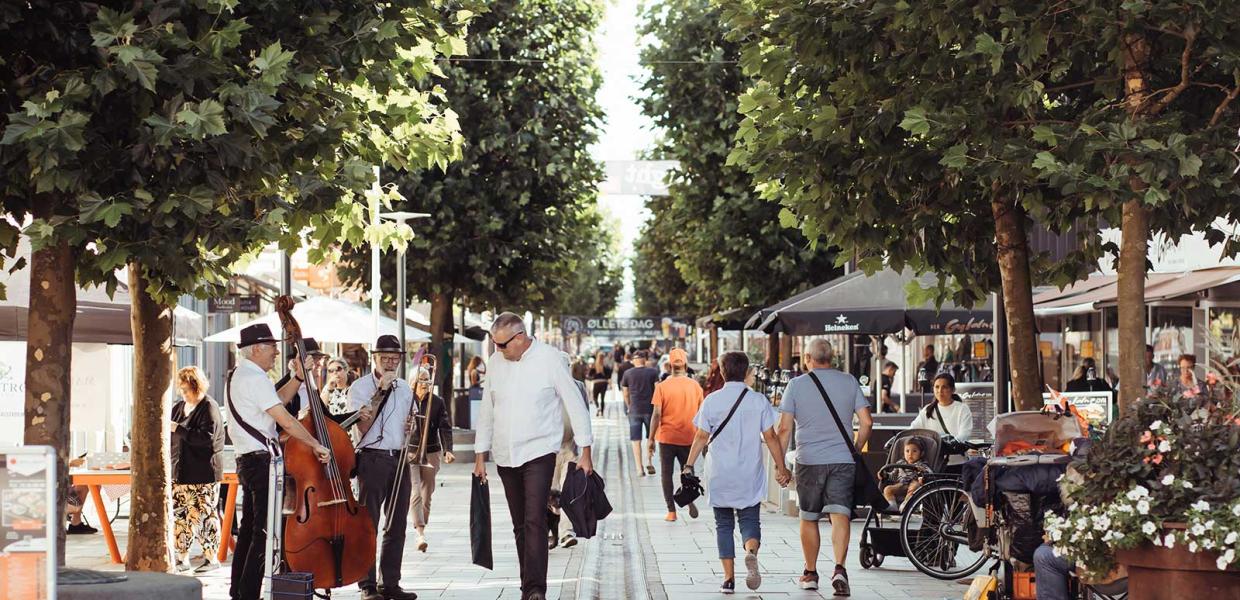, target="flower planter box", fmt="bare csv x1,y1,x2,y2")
1116,525,1240,600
